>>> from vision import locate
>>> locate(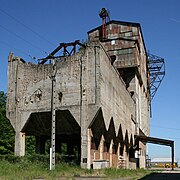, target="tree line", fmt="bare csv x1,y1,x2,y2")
0,91,15,154
0,91,38,155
